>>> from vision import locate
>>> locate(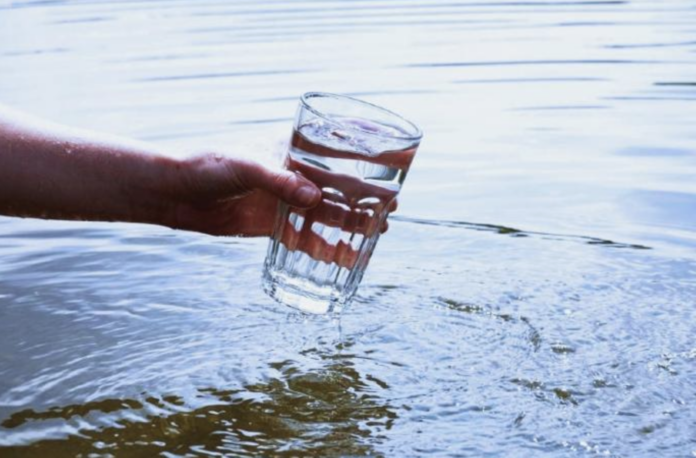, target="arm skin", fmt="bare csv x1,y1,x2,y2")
0,105,323,236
